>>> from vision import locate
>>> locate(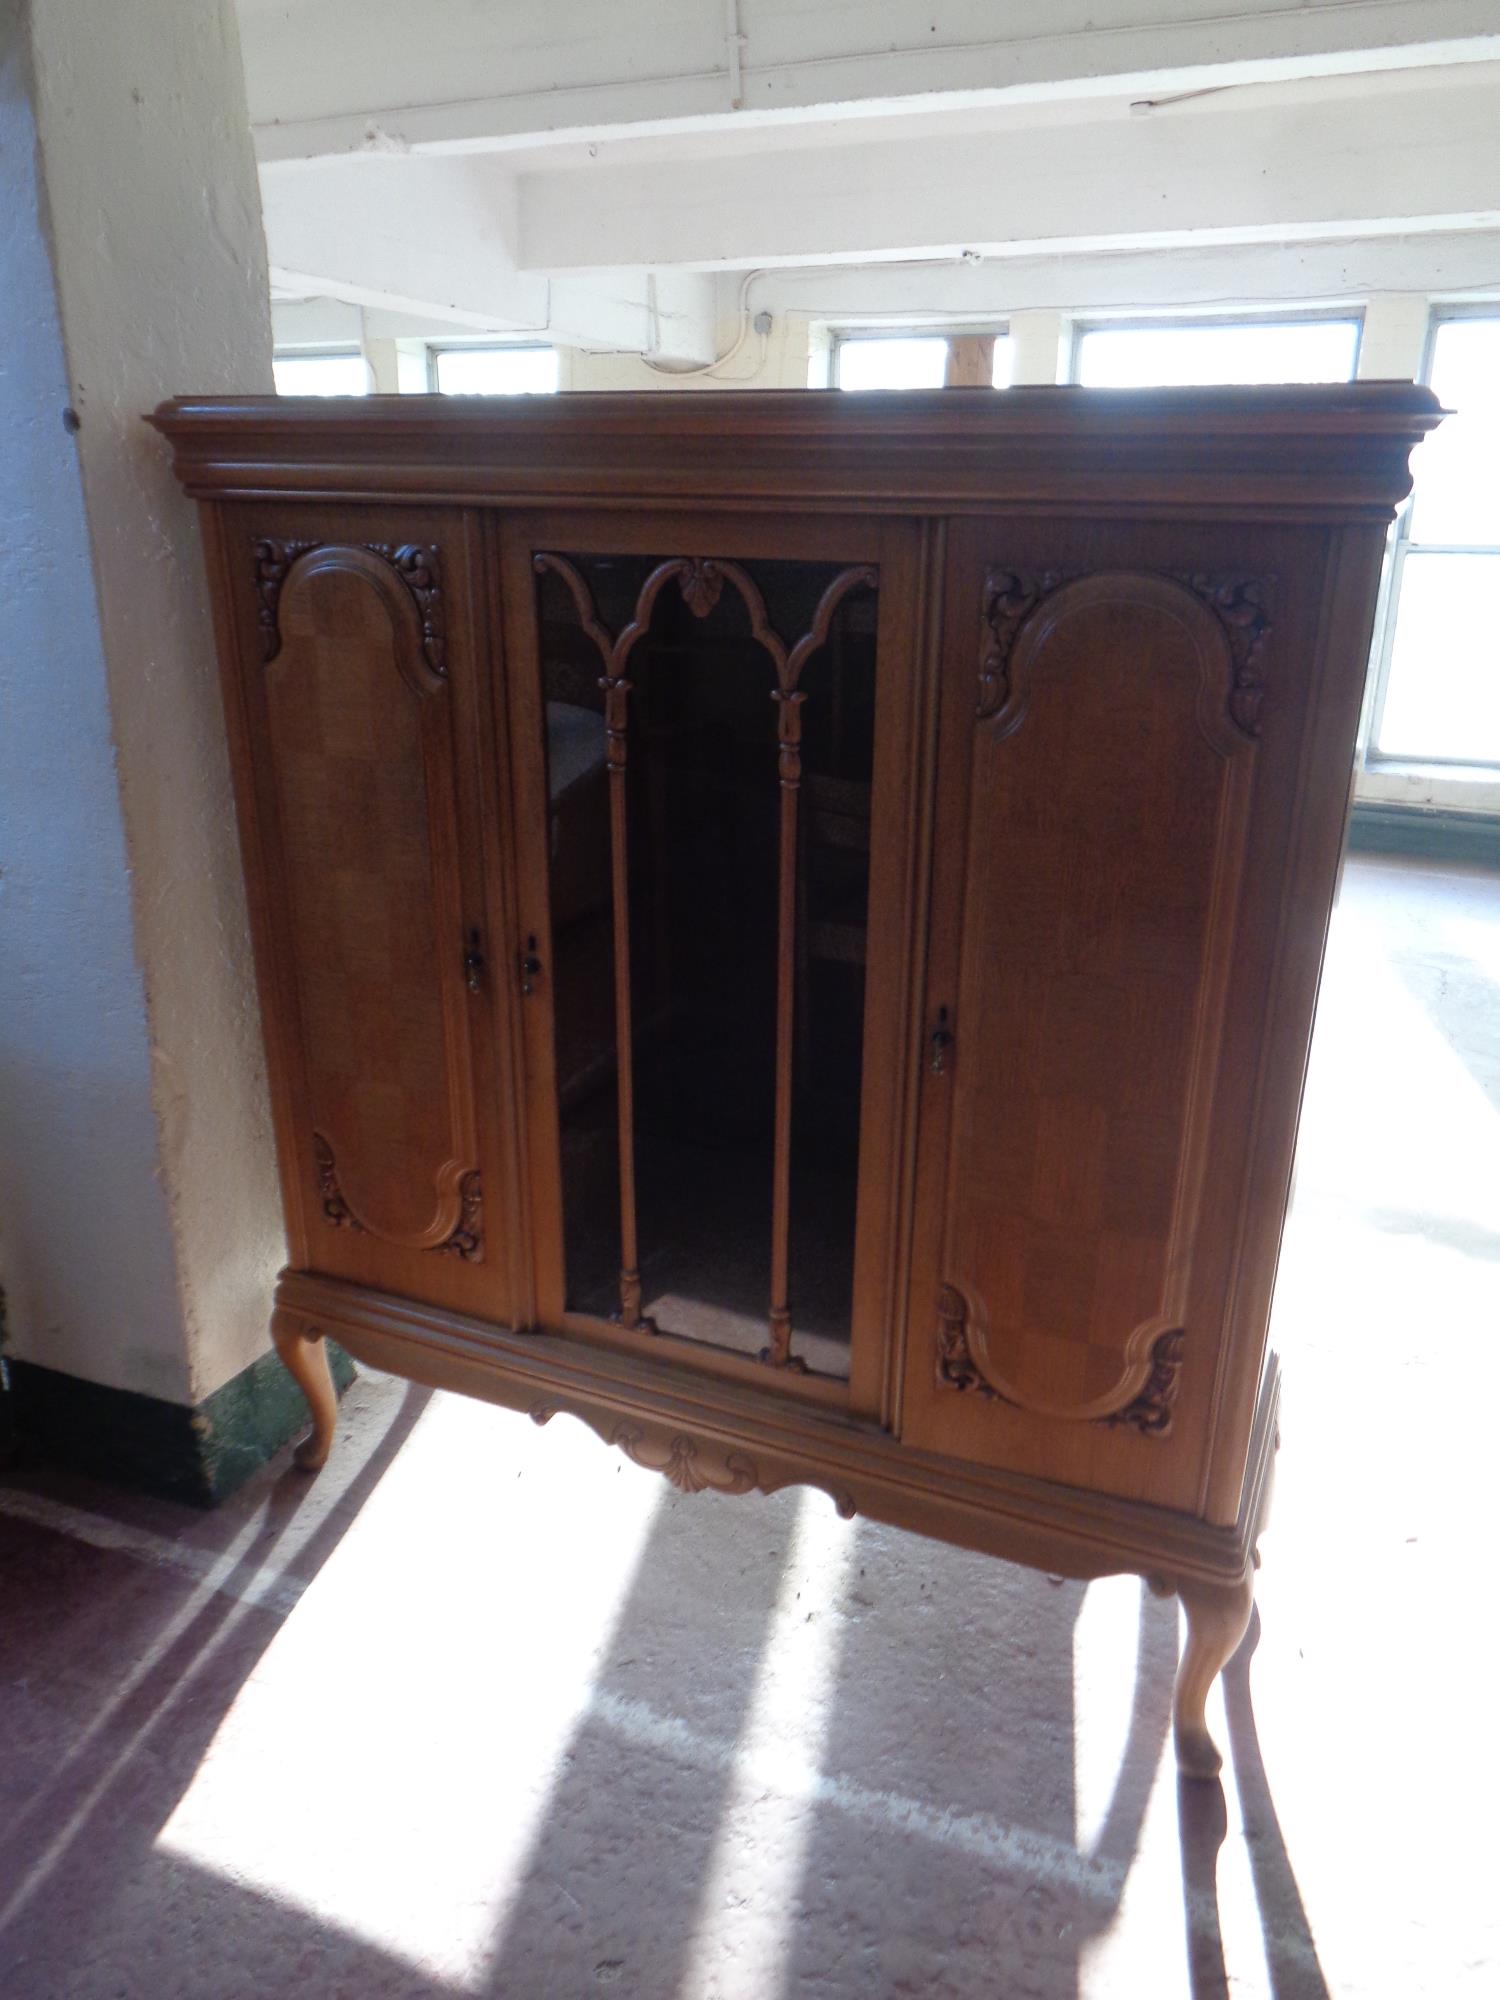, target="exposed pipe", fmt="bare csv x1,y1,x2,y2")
725,0,747,111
